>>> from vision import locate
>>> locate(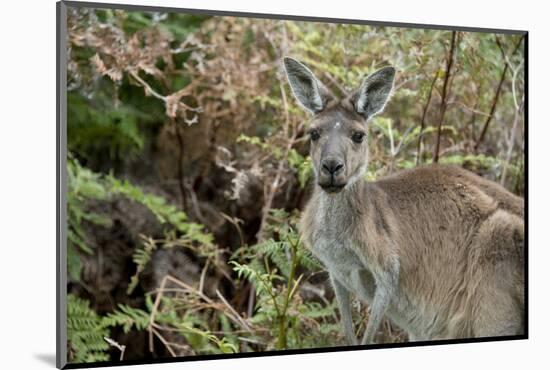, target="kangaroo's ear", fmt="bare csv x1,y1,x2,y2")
353,66,396,120
283,57,330,114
